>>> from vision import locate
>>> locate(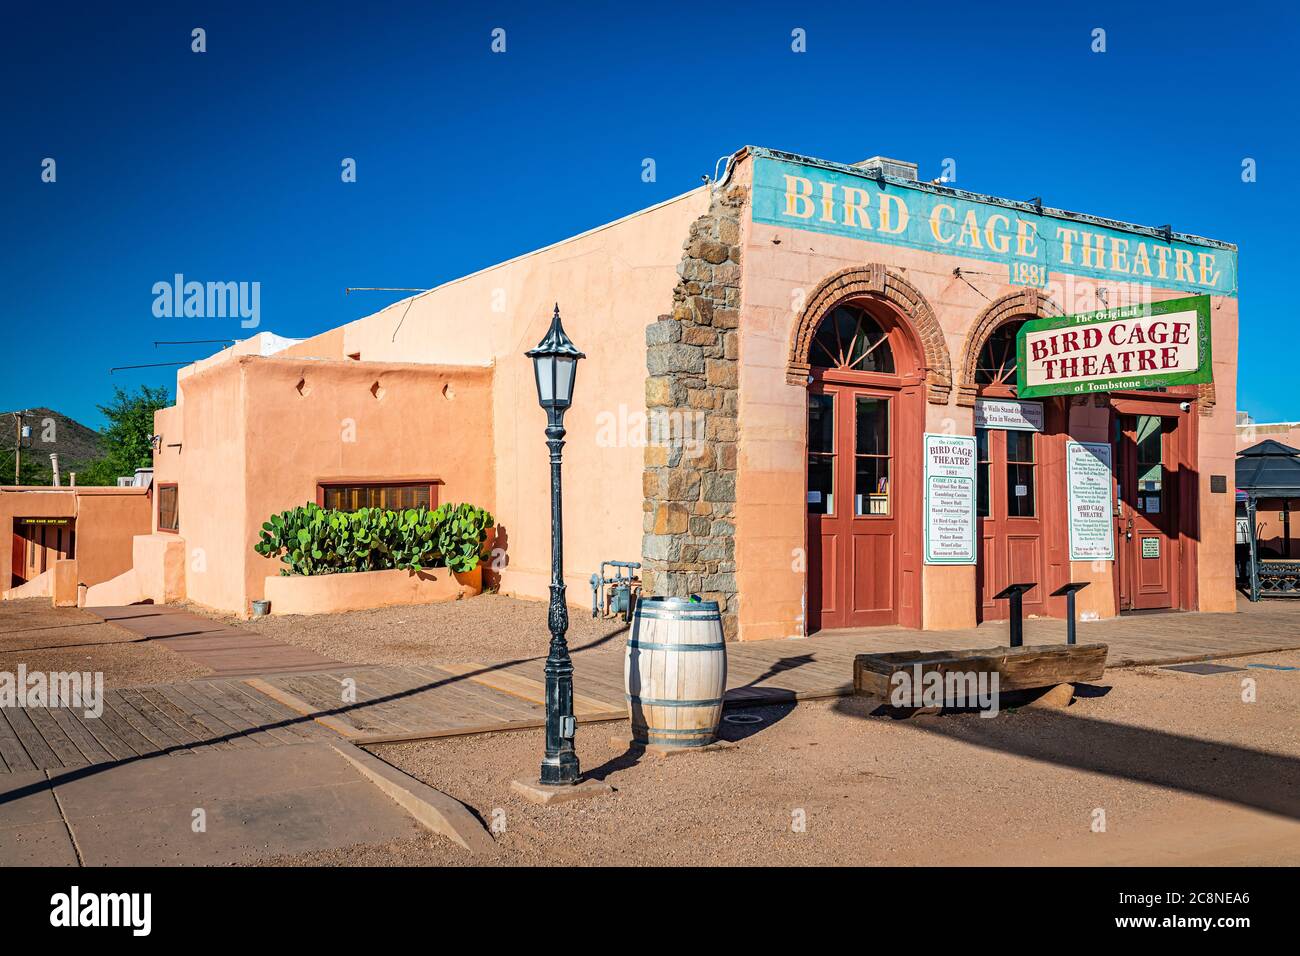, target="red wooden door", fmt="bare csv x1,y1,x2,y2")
808,384,899,629
1116,414,1179,610
976,427,1047,620
10,529,24,587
